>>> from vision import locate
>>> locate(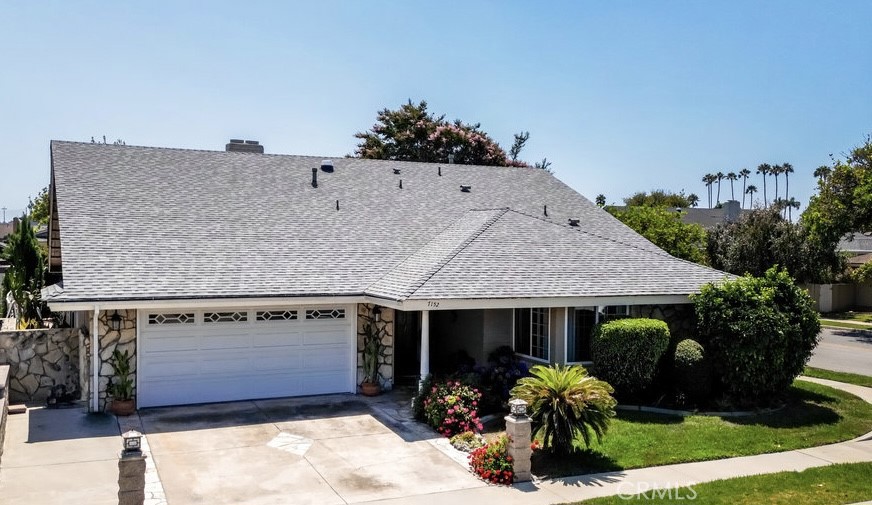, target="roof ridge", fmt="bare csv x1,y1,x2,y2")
367,208,509,300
